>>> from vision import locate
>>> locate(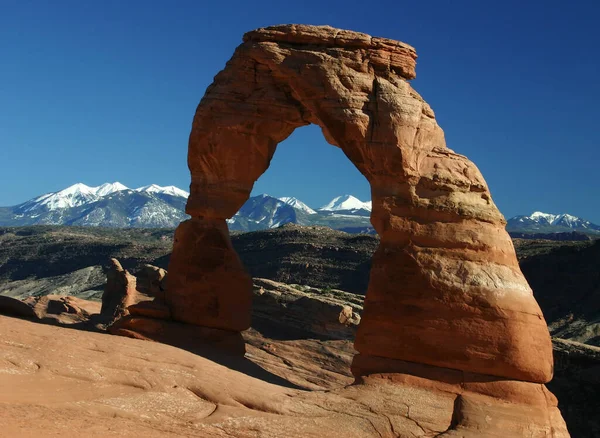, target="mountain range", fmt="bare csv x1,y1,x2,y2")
1,183,598,235
225,194,372,233
0,183,189,228
506,211,600,235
